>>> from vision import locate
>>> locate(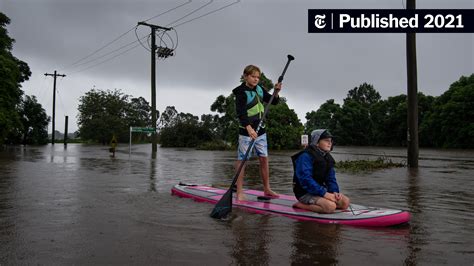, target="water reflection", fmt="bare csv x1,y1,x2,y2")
291,222,341,265
149,159,156,192
229,215,271,265
0,161,15,260
405,167,422,265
